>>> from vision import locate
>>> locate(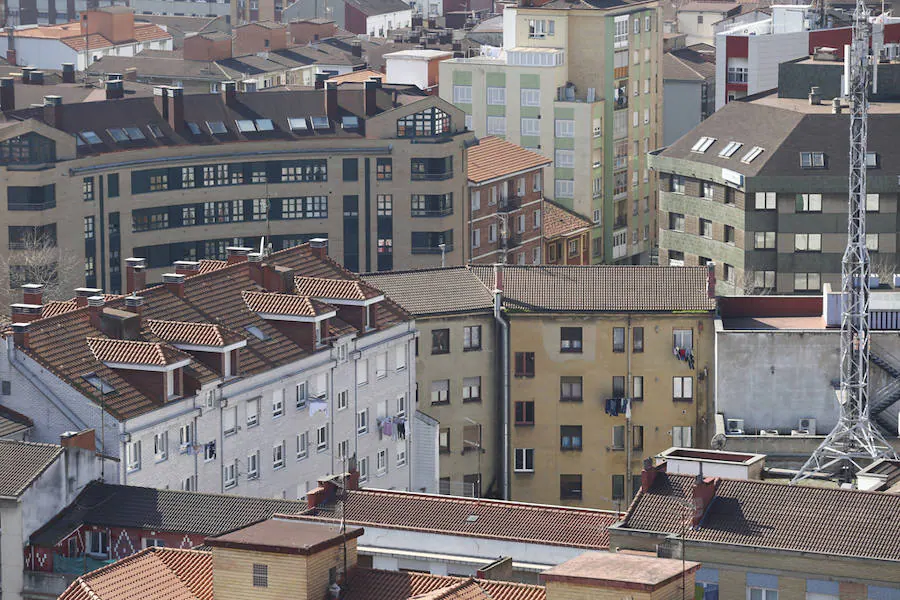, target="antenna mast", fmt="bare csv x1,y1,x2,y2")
793,0,898,483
